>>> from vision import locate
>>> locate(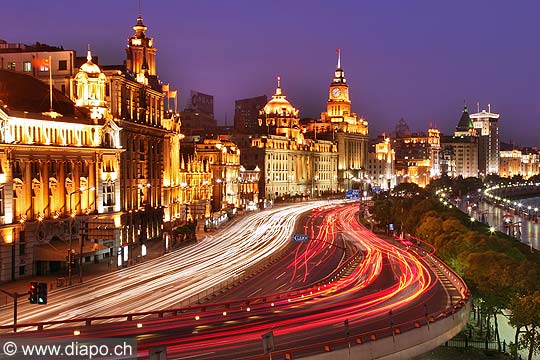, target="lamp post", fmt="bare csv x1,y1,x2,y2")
68,186,95,285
